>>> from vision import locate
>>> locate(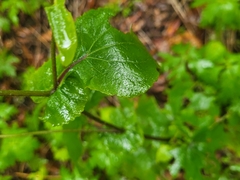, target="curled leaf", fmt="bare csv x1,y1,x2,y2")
45,4,77,66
